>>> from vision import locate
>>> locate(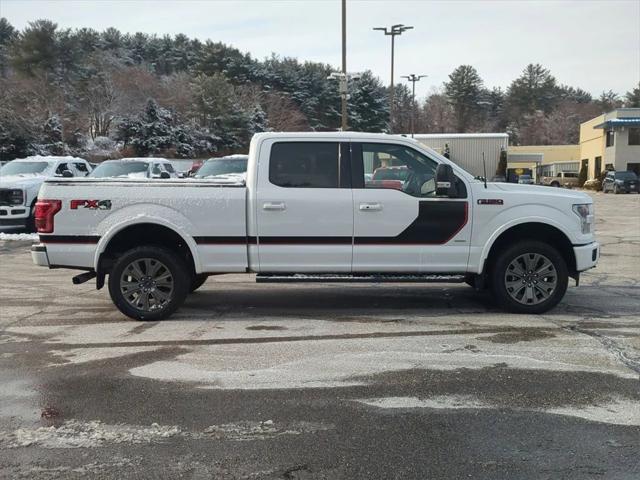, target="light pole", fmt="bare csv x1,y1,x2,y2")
373,24,413,130
401,74,427,137
340,0,347,130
